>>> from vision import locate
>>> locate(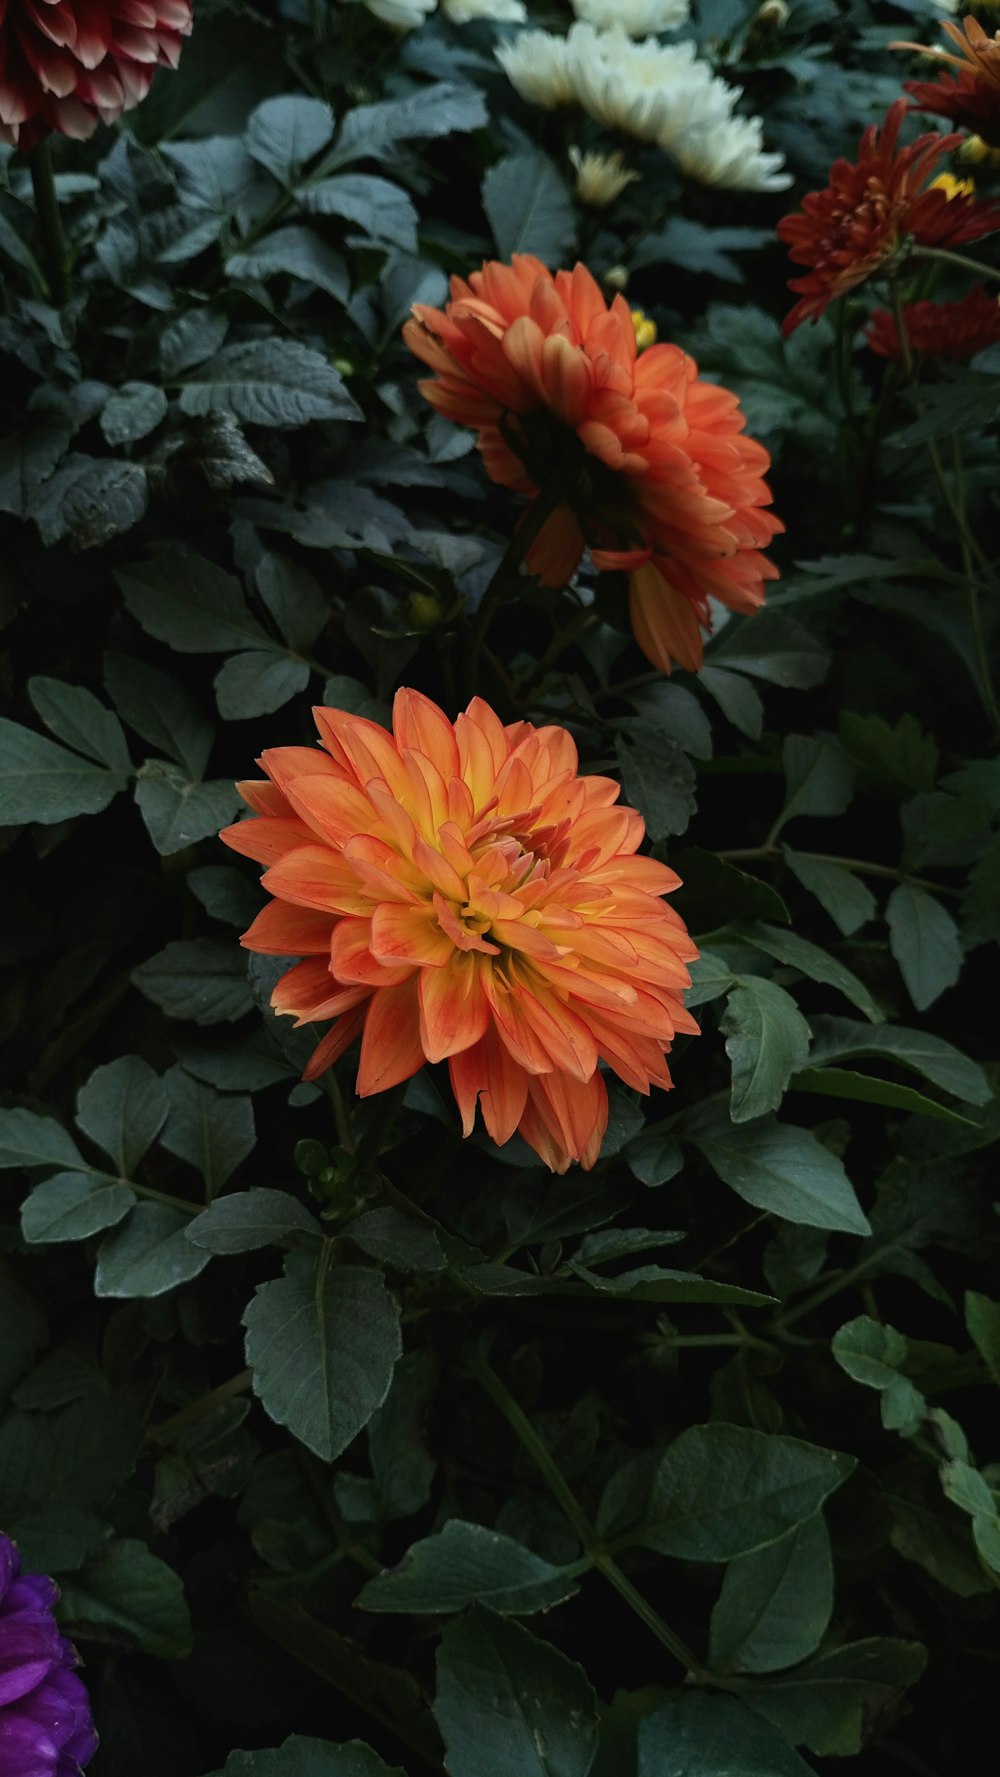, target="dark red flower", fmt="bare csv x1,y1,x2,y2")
897,17,1000,150
777,100,1000,333
866,285,1000,361
0,0,192,151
